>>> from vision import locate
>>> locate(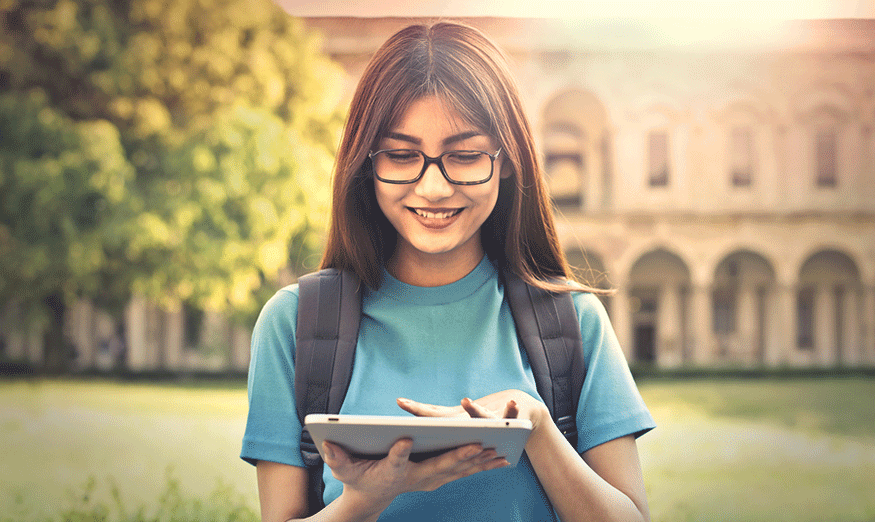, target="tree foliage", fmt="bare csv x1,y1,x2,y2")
0,0,344,367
